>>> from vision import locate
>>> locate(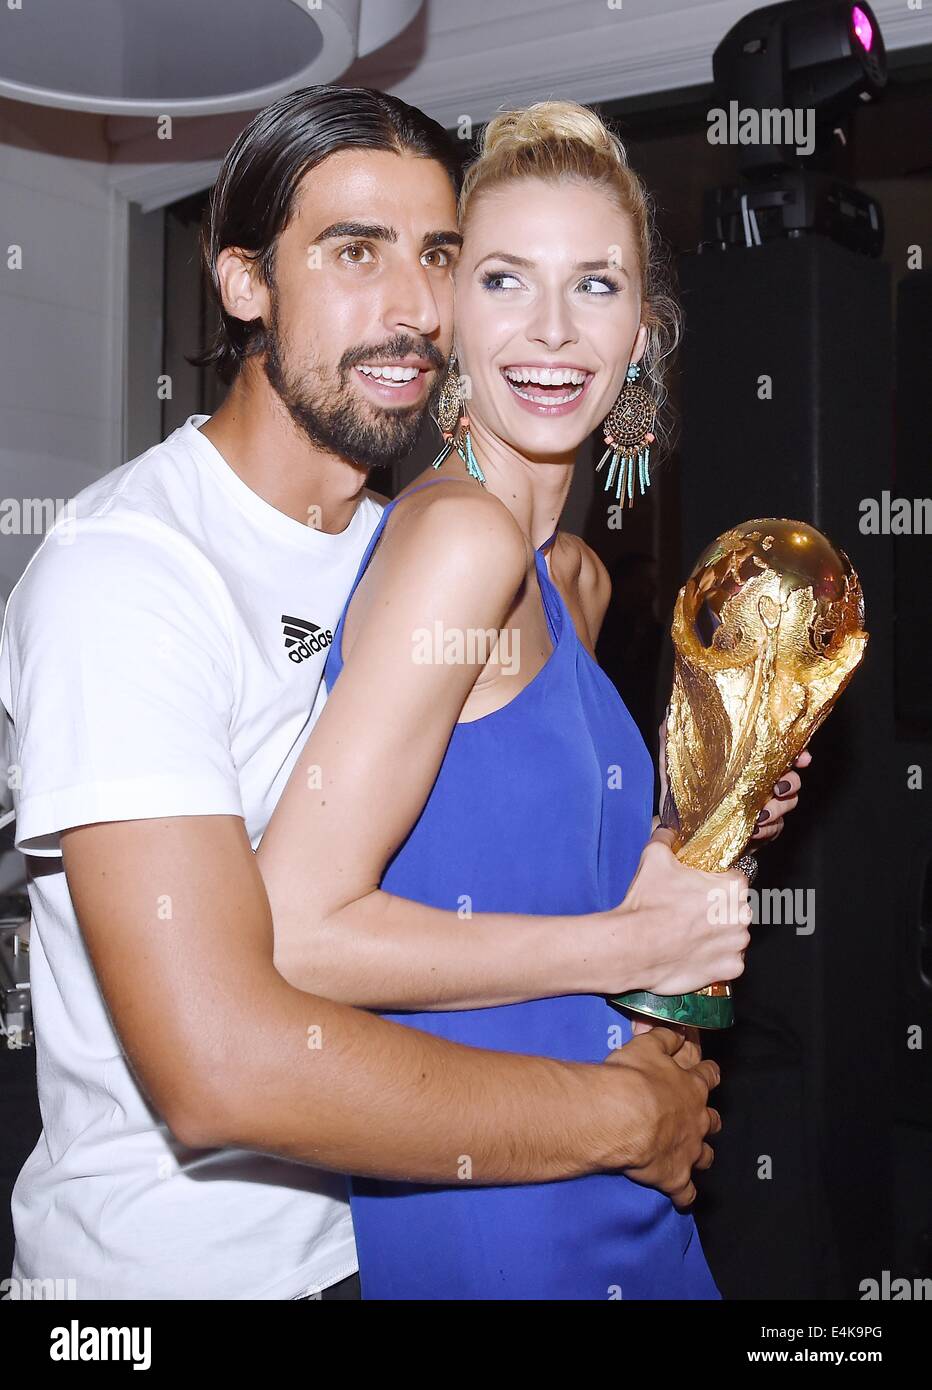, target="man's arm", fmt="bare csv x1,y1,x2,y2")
8,514,720,1202
61,811,719,1201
